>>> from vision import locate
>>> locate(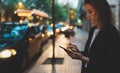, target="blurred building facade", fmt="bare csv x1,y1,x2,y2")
107,0,120,32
